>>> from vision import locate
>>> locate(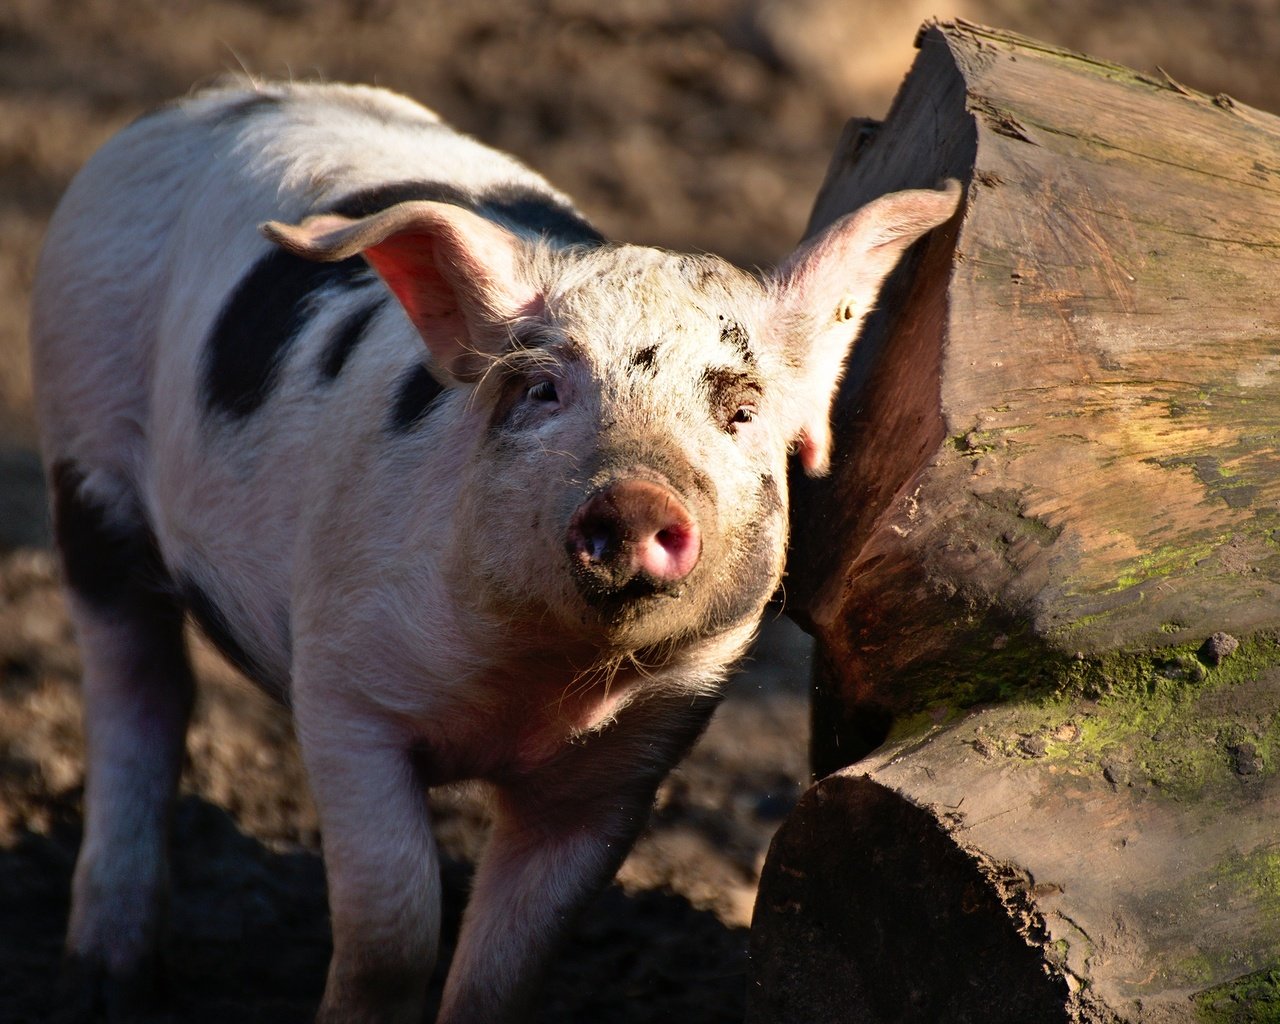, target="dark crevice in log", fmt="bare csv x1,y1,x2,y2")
787,28,977,776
